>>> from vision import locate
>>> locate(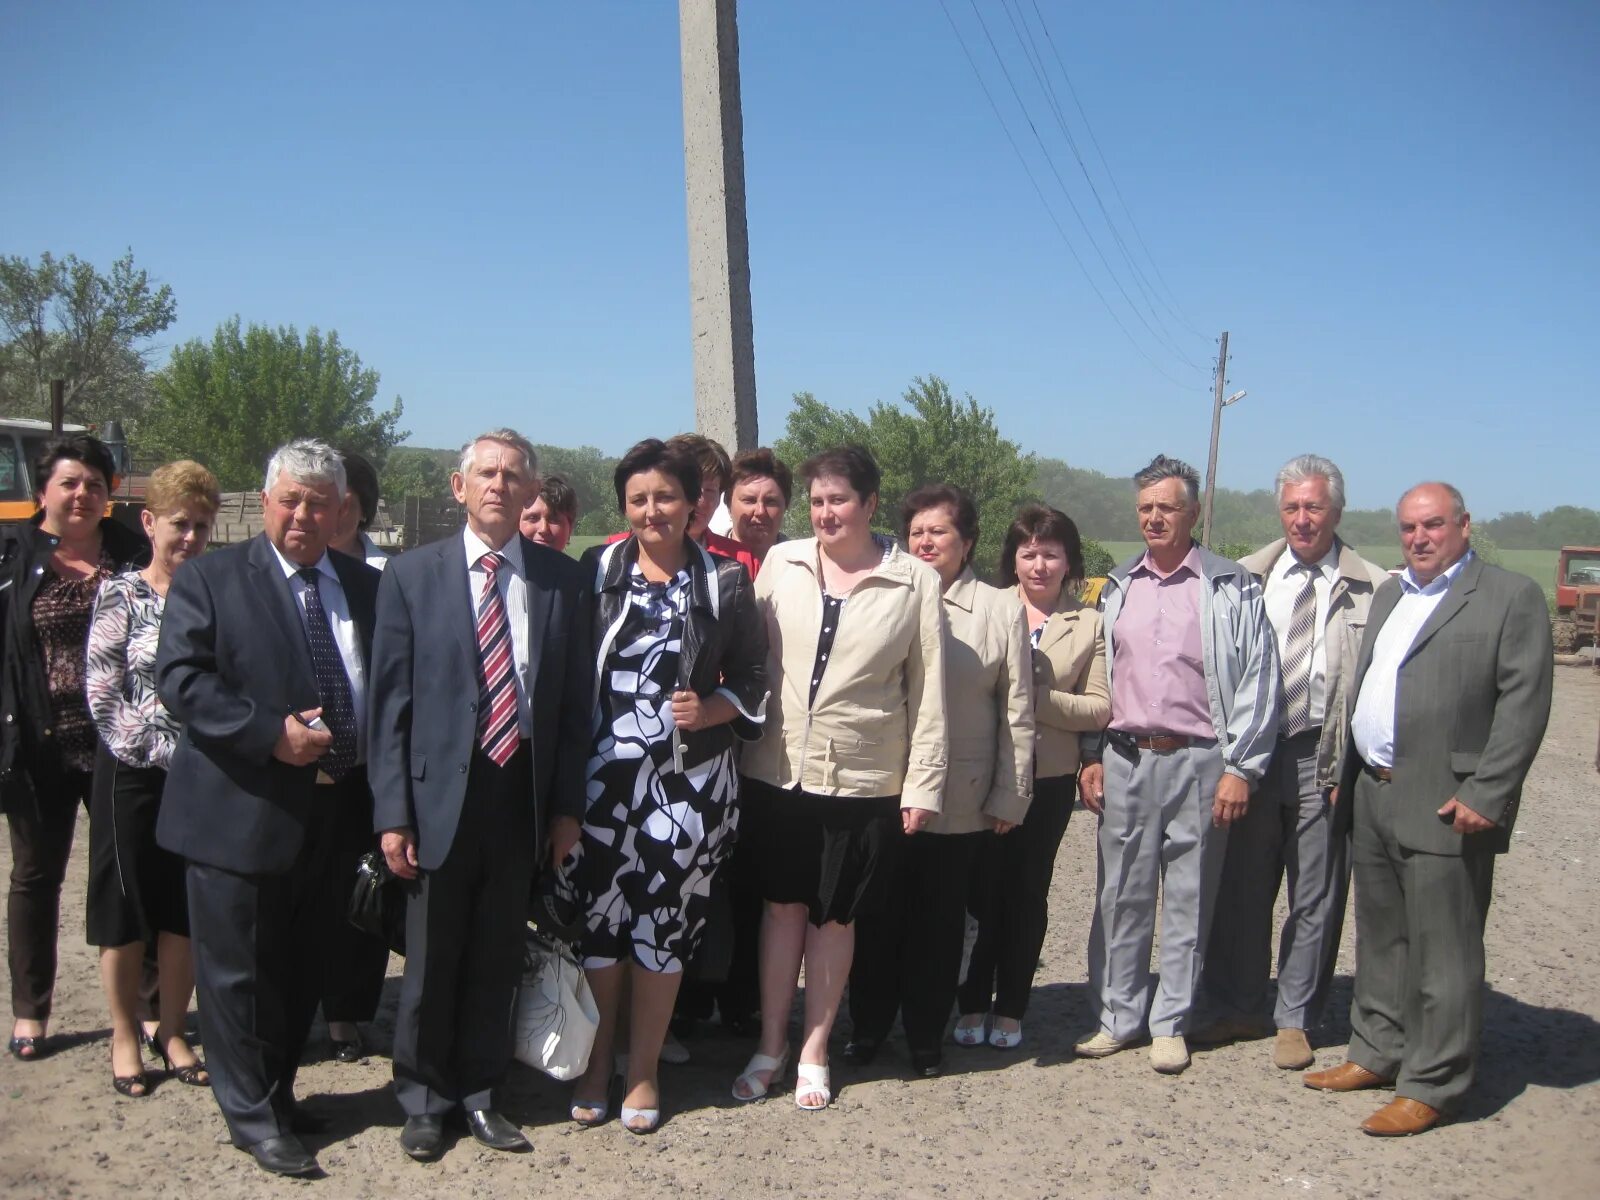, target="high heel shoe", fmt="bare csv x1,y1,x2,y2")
112,1070,152,1098
620,1104,660,1134
952,1014,987,1047
154,1038,211,1087
988,1021,1023,1050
